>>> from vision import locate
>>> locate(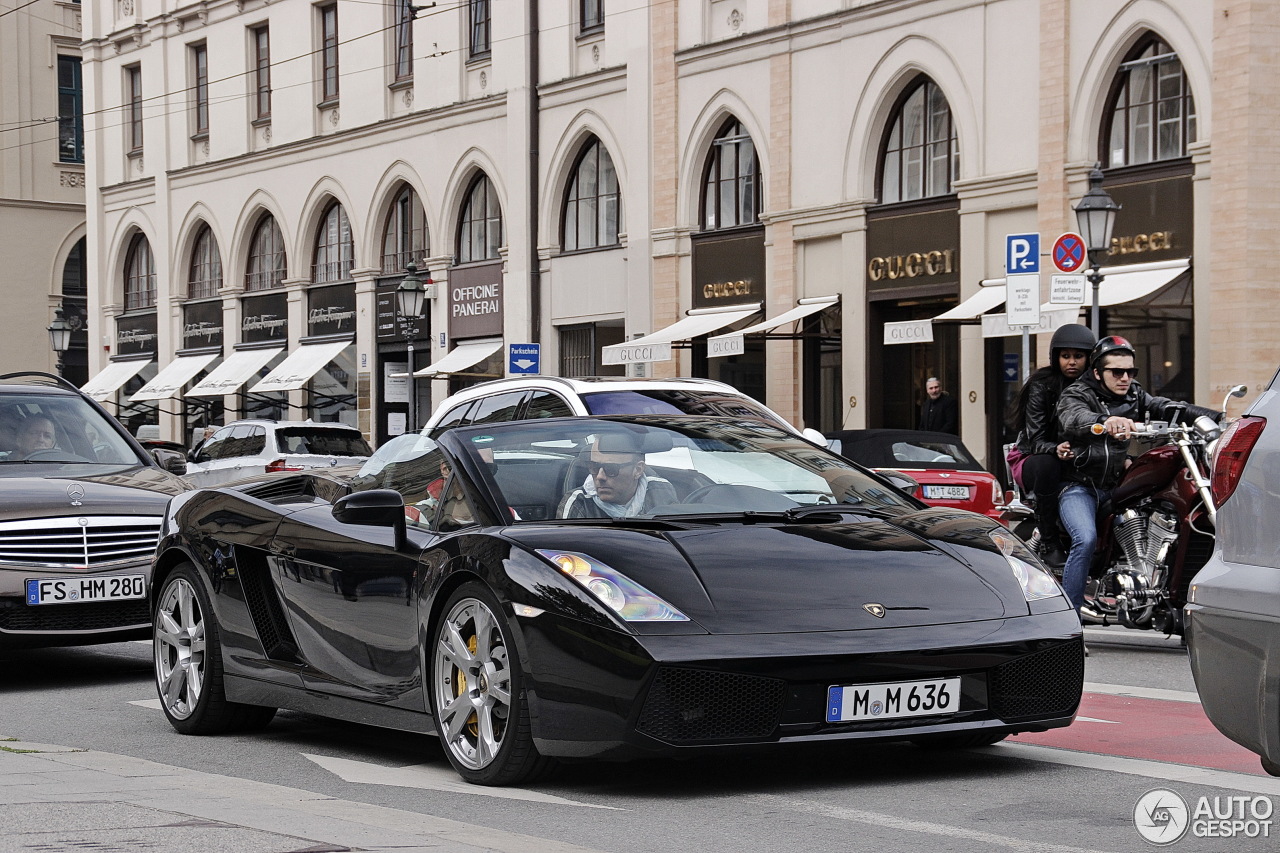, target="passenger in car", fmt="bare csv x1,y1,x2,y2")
13,414,57,459
560,433,677,518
